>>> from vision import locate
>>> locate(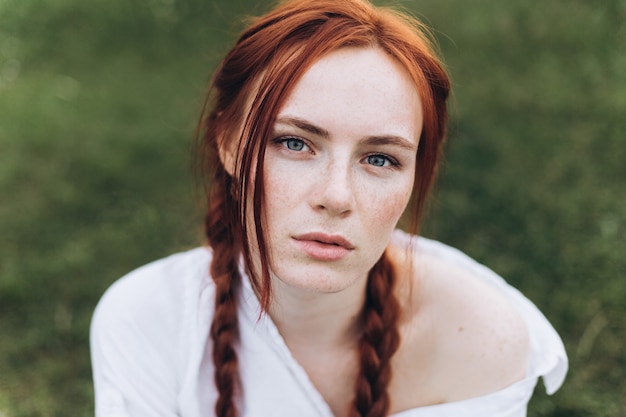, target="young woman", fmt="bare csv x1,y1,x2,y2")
90,1,567,416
